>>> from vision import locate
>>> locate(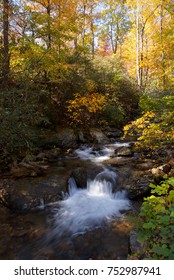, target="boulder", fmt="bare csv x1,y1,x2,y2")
115,146,134,157
55,128,78,148
104,127,123,138
70,166,103,189
90,129,109,144
151,164,172,183
71,167,88,188
77,130,87,144
125,178,151,200
40,128,78,149
0,175,68,213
